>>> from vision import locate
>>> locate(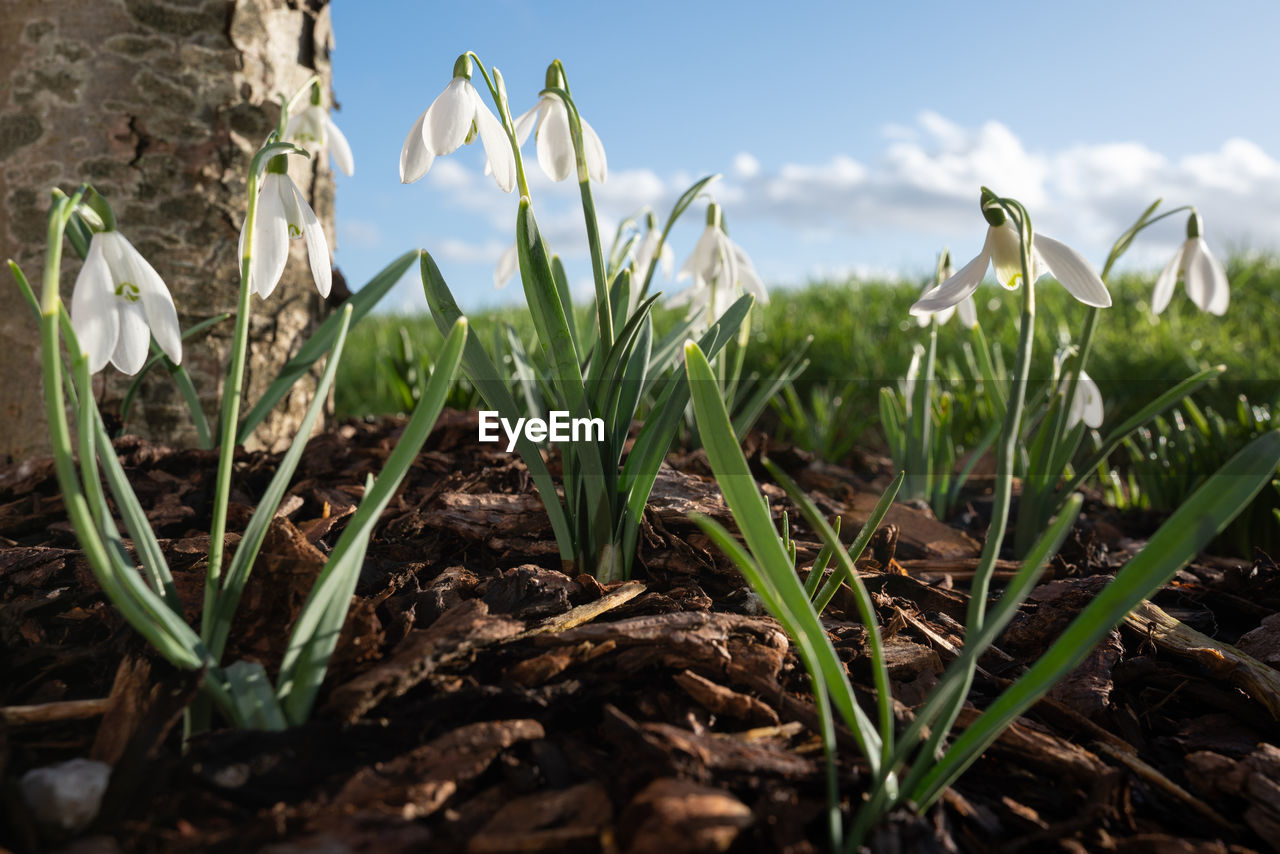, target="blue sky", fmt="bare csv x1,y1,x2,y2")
326,1,1280,312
